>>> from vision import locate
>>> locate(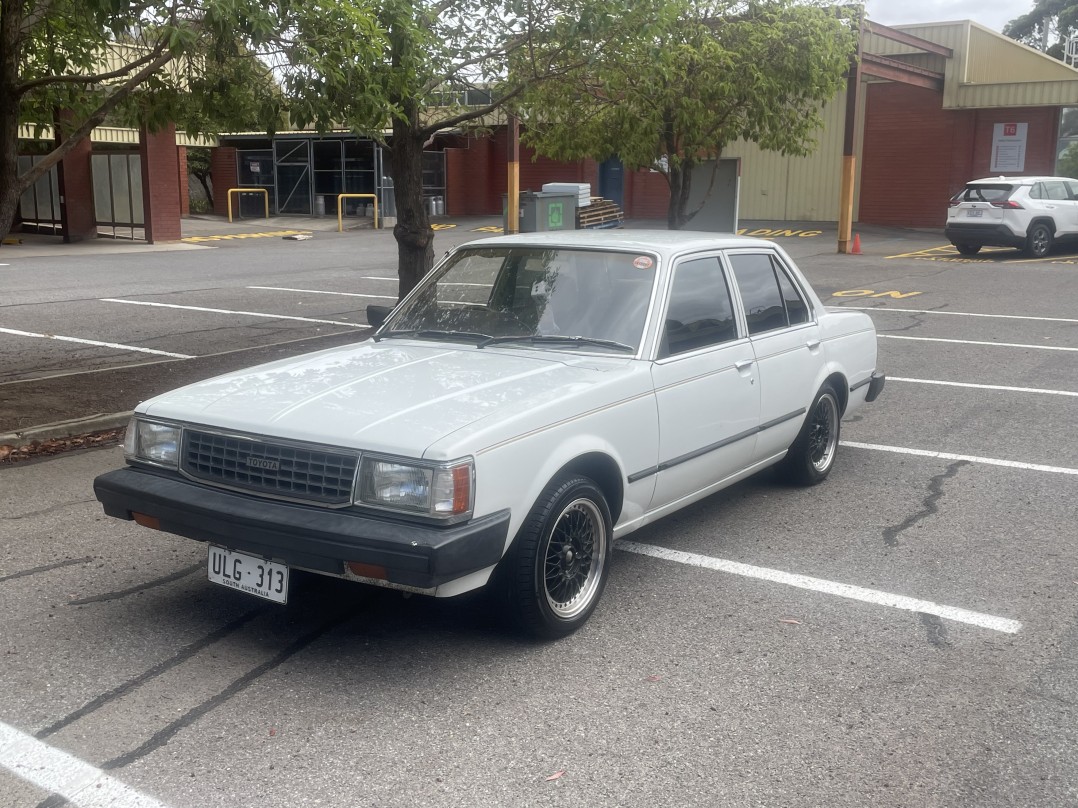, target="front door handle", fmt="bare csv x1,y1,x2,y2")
735,359,754,372
806,339,821,350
